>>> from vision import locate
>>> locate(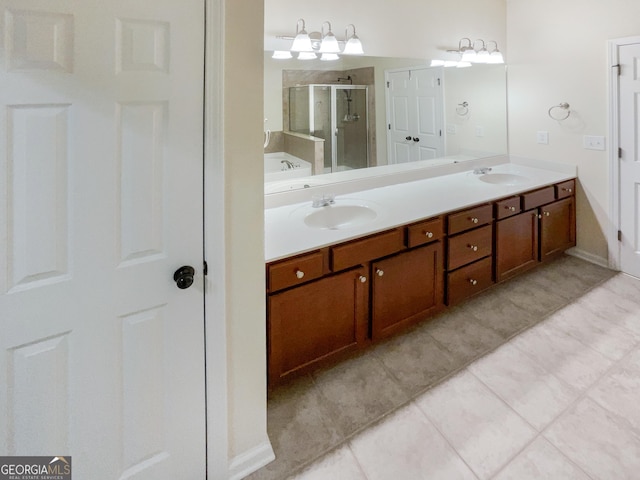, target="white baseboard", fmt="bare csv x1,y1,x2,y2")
228,441,275,480
566,247,612,269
